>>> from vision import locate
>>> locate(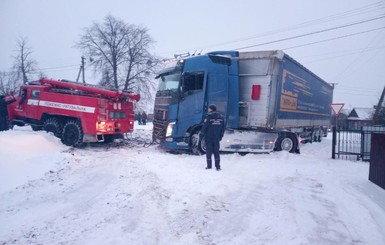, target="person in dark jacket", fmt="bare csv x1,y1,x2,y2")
135,112,142,125
0,95,16,131
18,88,27,108
200,104,225,170
141,111,147,125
